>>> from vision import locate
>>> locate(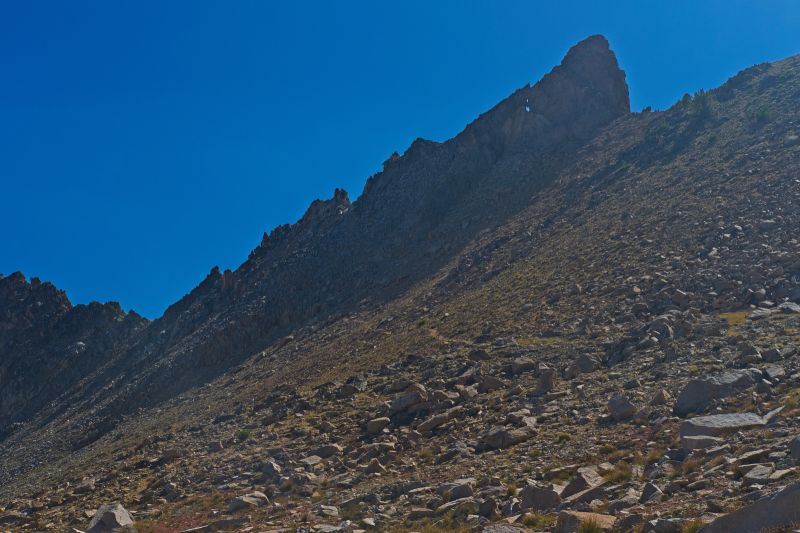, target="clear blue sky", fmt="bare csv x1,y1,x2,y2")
2,1,799,318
